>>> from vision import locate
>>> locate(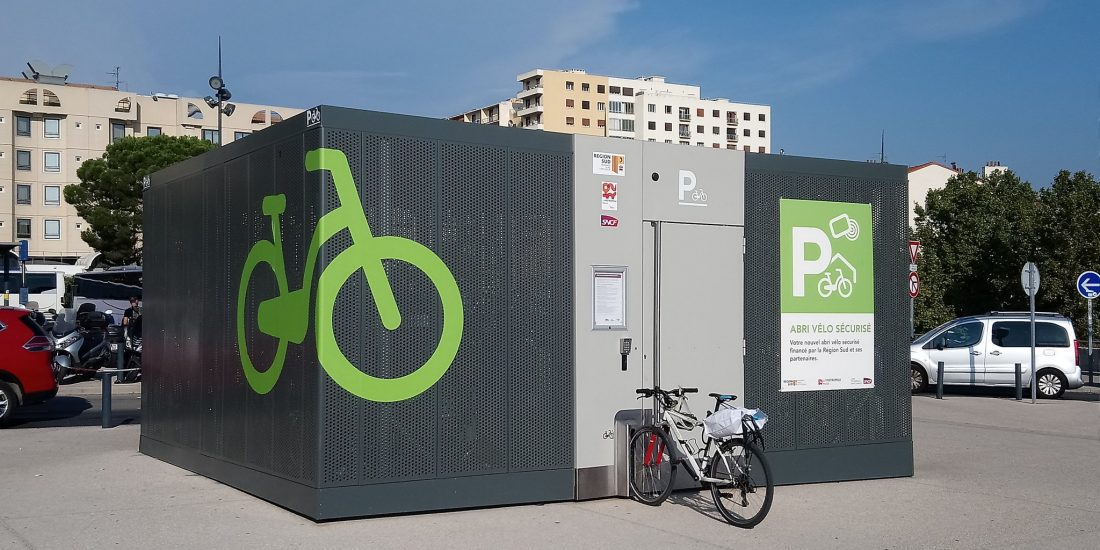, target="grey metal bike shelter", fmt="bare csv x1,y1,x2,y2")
141,105,912,520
